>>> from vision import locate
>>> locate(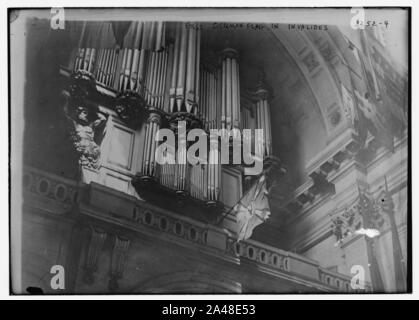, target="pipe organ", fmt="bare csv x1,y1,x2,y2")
69,21,276,209
73,21,167,95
